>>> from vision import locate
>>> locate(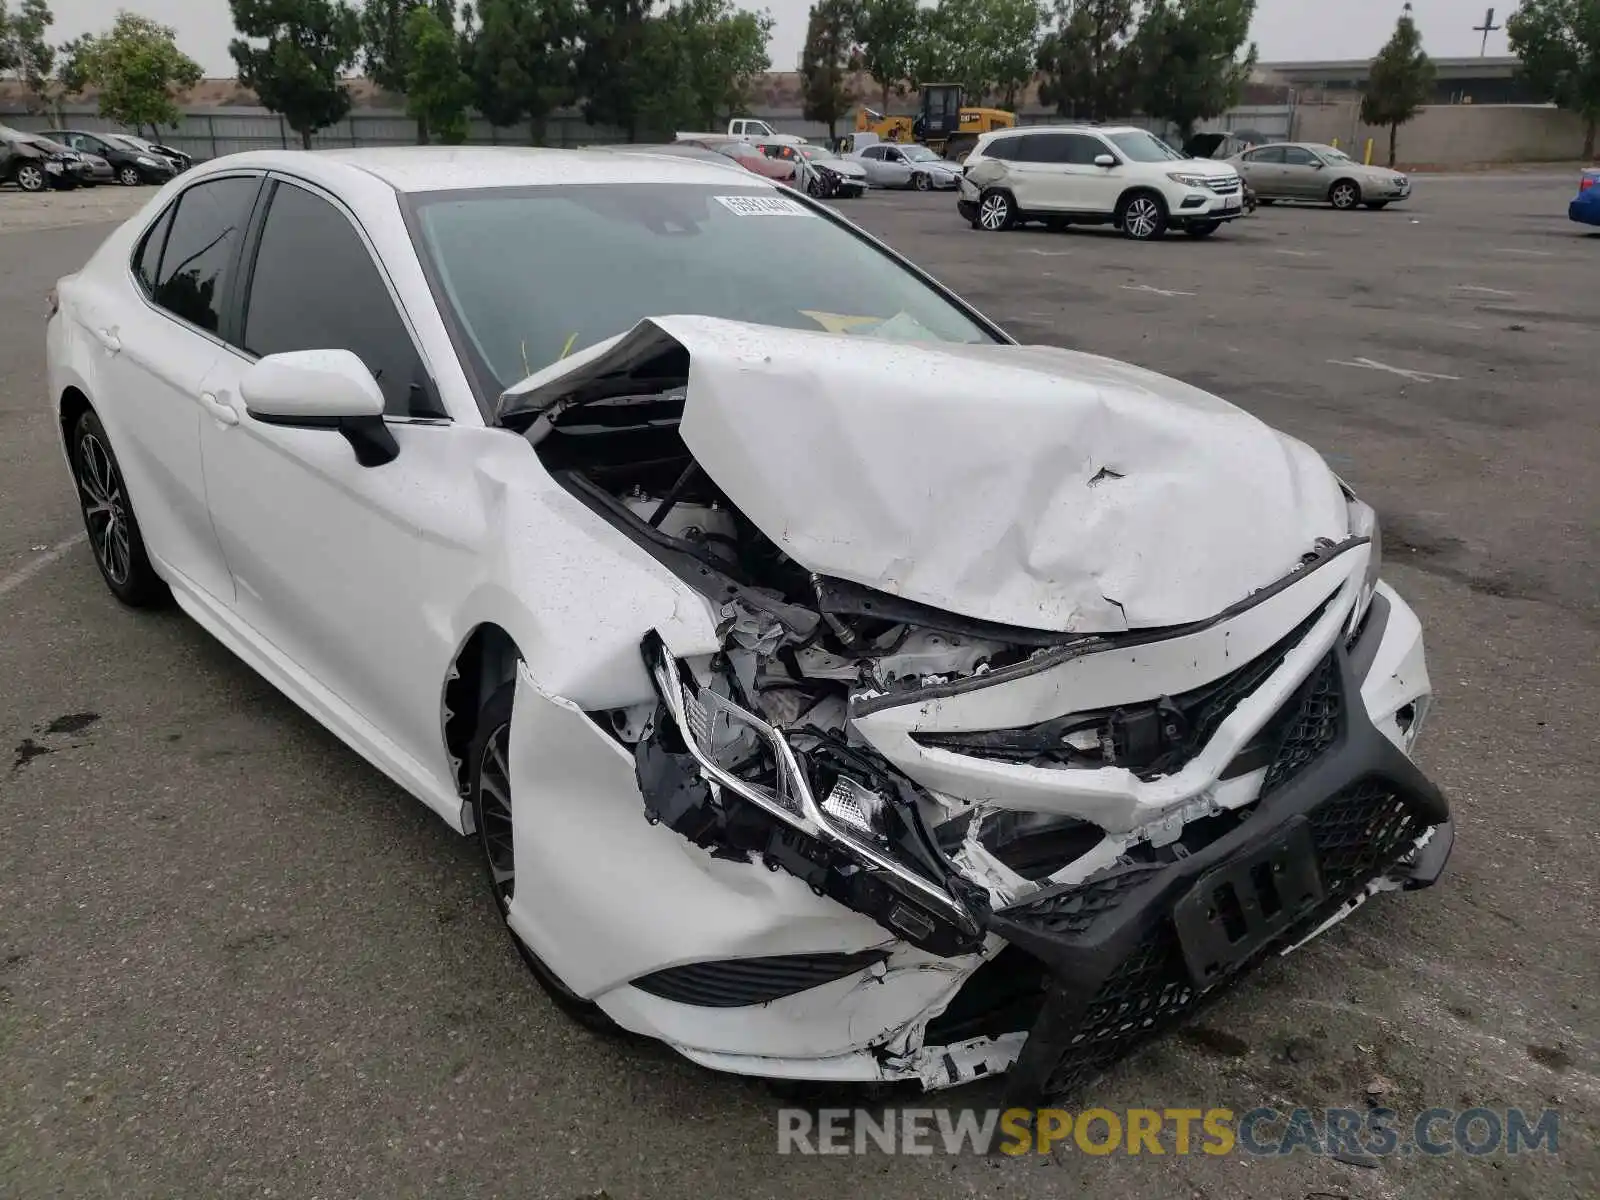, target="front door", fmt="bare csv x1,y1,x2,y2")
197,175,470,780
1280,146,1326,198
